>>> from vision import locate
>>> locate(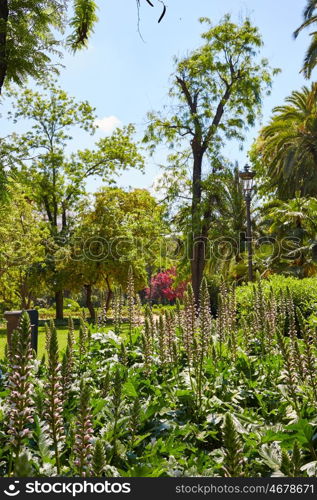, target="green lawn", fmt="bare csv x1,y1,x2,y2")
0,326,79,360
0,322,131,360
